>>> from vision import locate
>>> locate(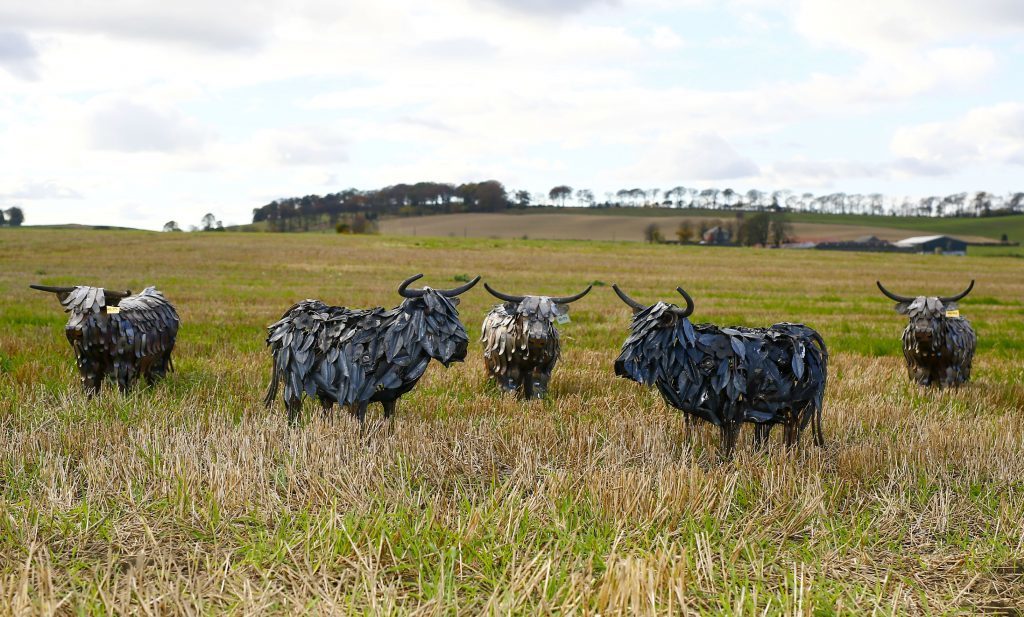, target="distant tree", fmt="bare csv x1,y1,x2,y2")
201,213,217,231
576,188,595,207
474,180,509,212
629,188,646,206
648,188,660,205
549,185,573,207
5,207,24,227
769,214,793,246
514,190,531,208
971,191,992,217
162,220,182,232
643,223,663,243
1009,192,1024,212
351,213,370,234
675,221,693,242
215,220,225,231
0,209,5,226
664,186,687,206
721,188,737,208
1001,233,1009,243
739,211,770,246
